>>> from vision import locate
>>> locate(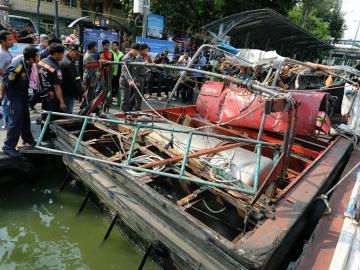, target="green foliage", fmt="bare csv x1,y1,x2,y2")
288,5,330,40
288,0,345,40
103,0,345,41
149,0,298,34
